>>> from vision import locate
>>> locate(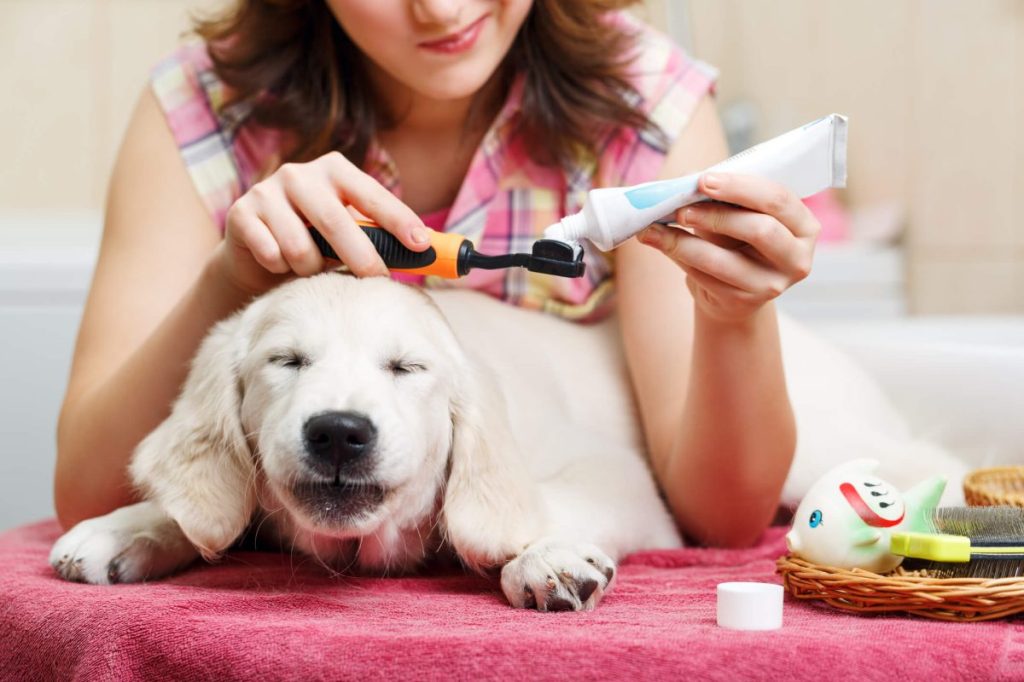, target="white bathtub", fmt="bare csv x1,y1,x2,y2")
1,214,1021,530
810,316,1024,470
